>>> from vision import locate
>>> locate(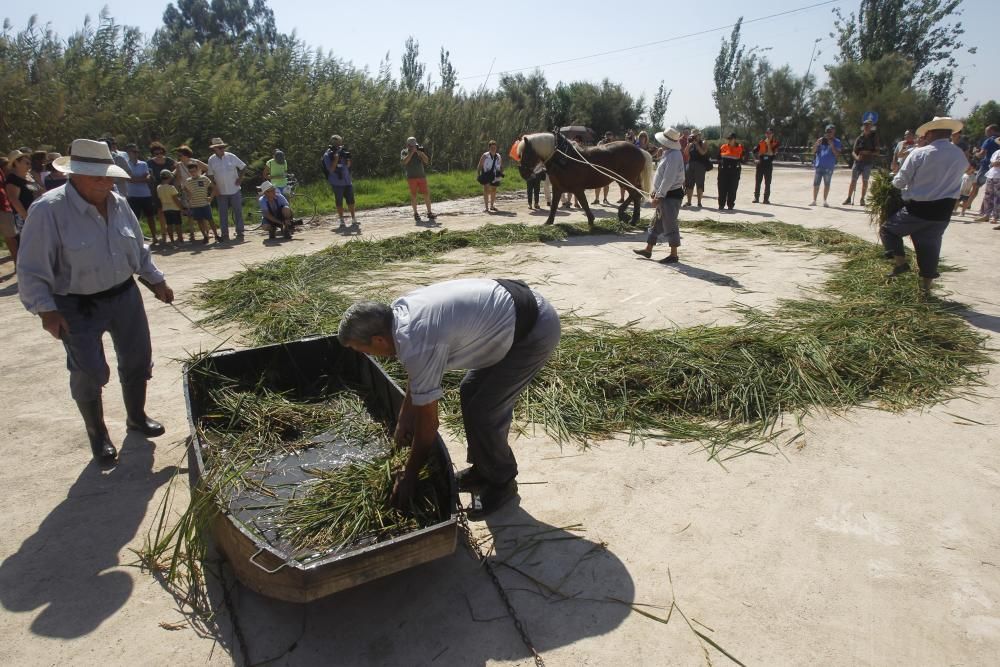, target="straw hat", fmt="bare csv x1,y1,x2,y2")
52,139,130,178
258,180,276,193
654,127,682,150
916,116,963,136
209,137,229,149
